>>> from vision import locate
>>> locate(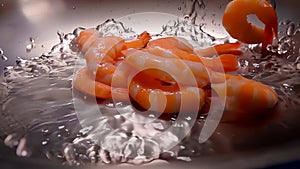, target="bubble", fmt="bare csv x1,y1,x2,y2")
0,48,8,61
26,43,35,52
286,23,296,37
